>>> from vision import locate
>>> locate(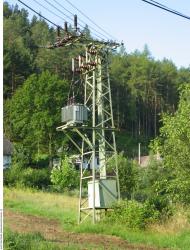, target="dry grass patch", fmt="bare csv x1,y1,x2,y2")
149,207,190,234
